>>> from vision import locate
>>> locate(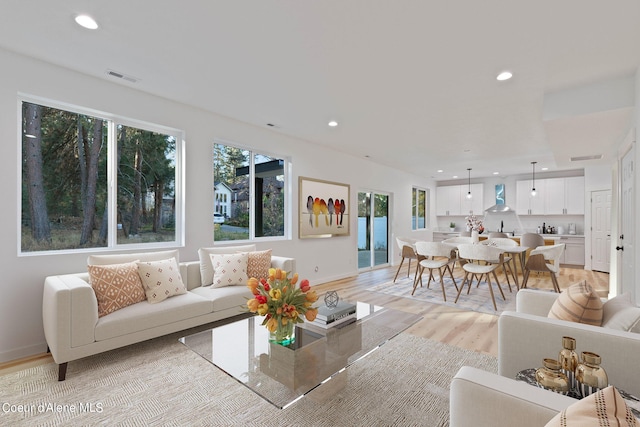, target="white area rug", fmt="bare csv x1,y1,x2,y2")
0,332,497,426
368,275,517,315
